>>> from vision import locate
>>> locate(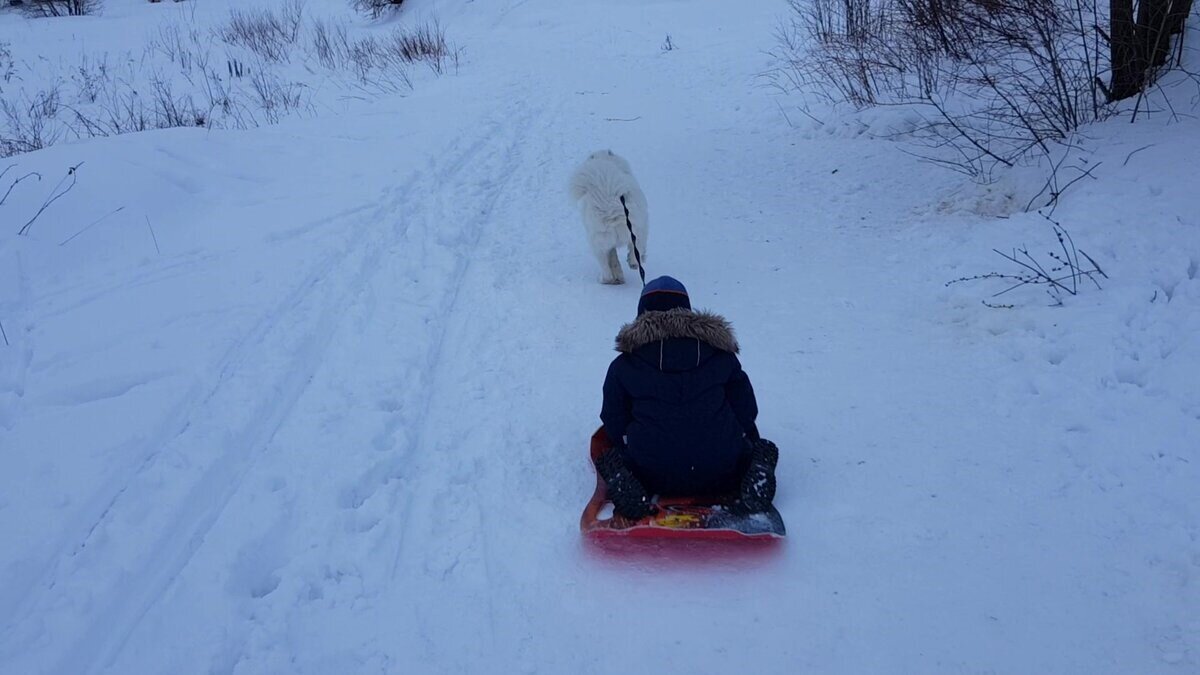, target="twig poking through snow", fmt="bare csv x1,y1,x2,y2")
1,166,42,208
0,318,8,347
604,116,641,122
946,215,1108,307
1122,144,1156,166
58,206,125,246
146,216,161,255
774,100,795,128
1022,141,1101,215
17,162,83,236
1044,162,1102,216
